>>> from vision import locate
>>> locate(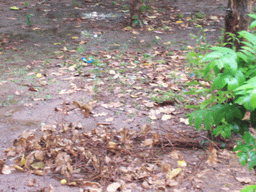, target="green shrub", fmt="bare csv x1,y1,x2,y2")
187,14,256,172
